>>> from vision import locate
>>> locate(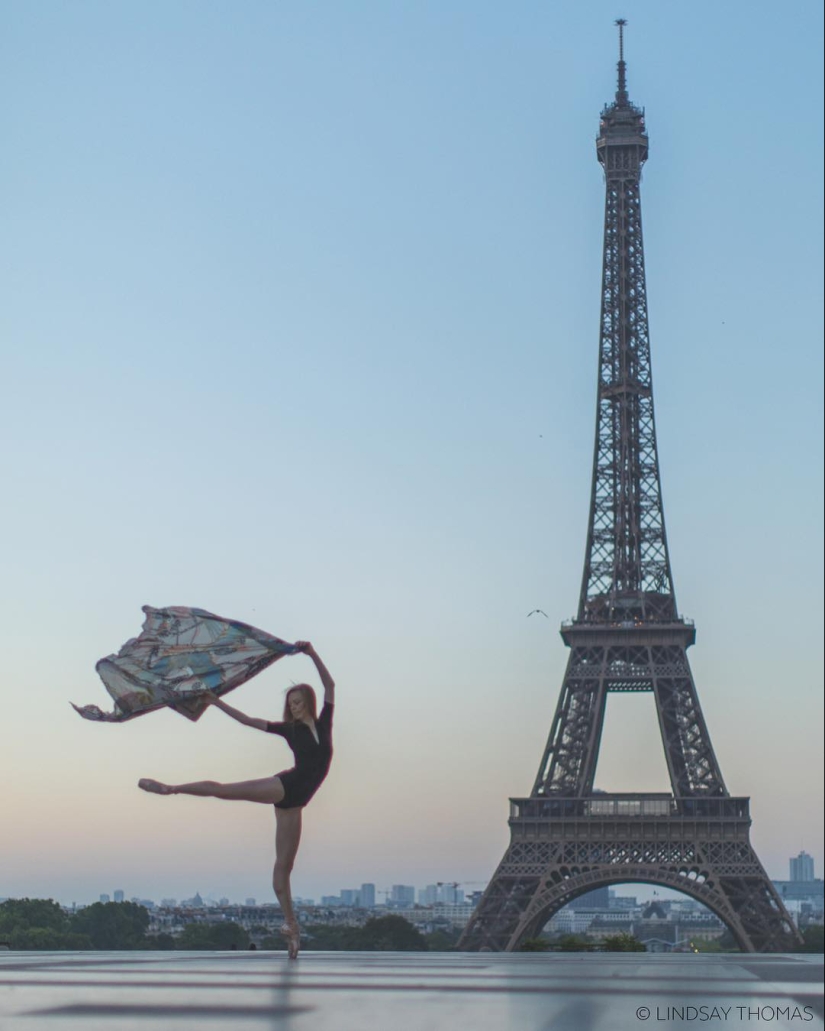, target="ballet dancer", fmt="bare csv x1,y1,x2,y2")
138,640,335,959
